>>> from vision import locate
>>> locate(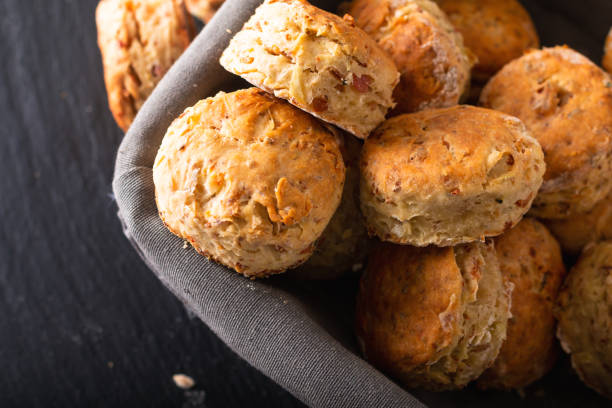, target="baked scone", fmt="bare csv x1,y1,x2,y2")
355,240,511,390
360,105,545,247
480,46,612,219
291,135,369,280
478,218,566,390
96,0,195,131
185,0,225,22
346,0,473,115
603,28,612,74
219,0,399,139
556,241,612,399
153,88,345,278
436,0,539,82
